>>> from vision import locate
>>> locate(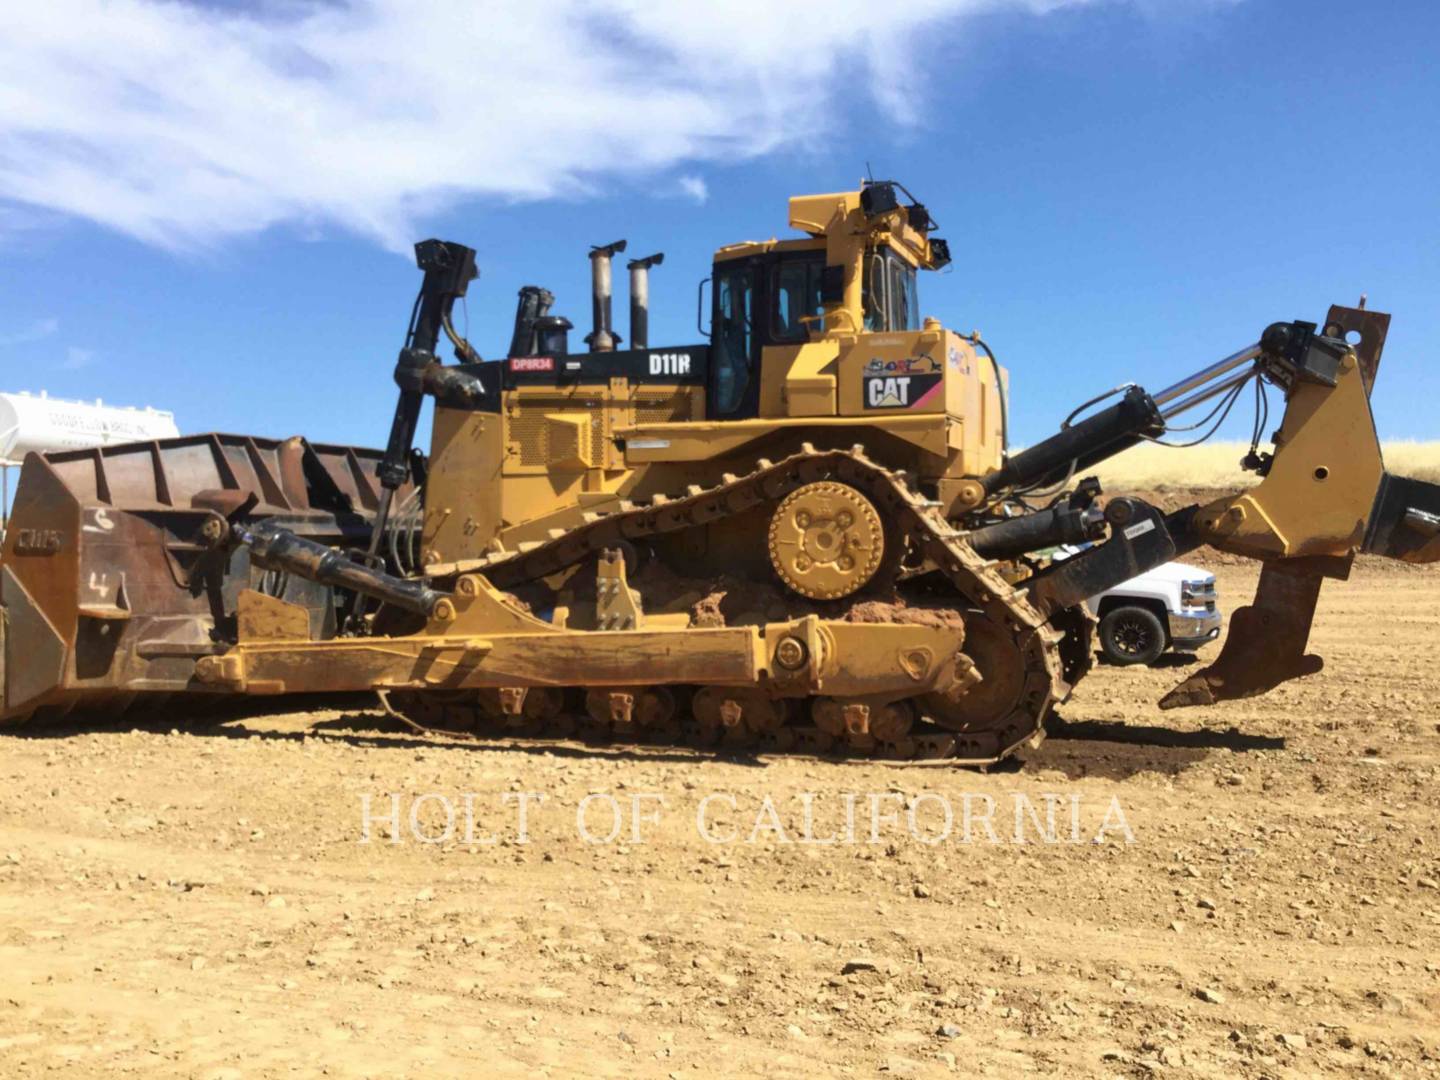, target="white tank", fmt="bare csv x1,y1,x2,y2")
0,391,180,463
